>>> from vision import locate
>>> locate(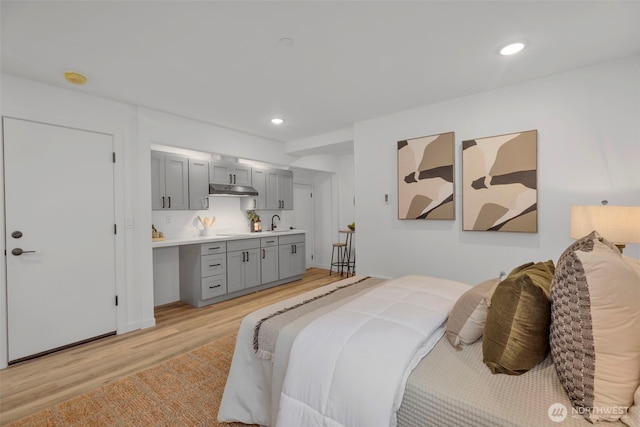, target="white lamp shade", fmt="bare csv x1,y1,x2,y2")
570,205,640,244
